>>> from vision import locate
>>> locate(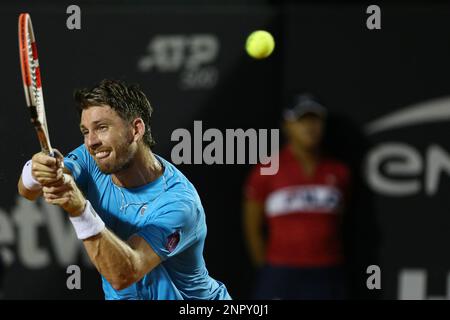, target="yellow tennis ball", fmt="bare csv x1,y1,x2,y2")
245,30,275,59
